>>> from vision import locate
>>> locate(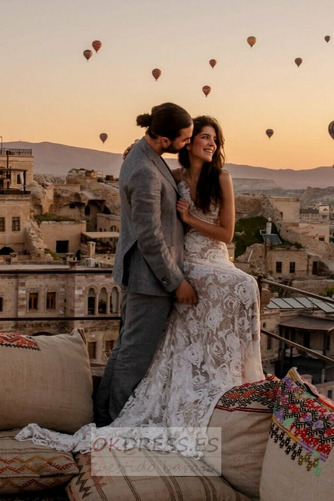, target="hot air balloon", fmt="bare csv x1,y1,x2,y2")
99,133,108,144
325,35,331,43
202,85,211,97
92,40,102,52
328,121,334,140
295,57,302,67
266,129,274,139
209,59,217,68
83,49,93,61
247,36,256,48
152,68,162,81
